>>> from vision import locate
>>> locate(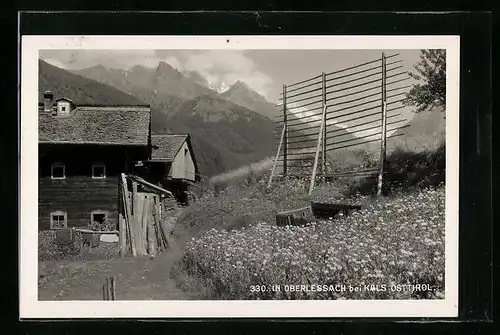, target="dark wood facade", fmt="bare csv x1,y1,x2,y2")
38,143,148,230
